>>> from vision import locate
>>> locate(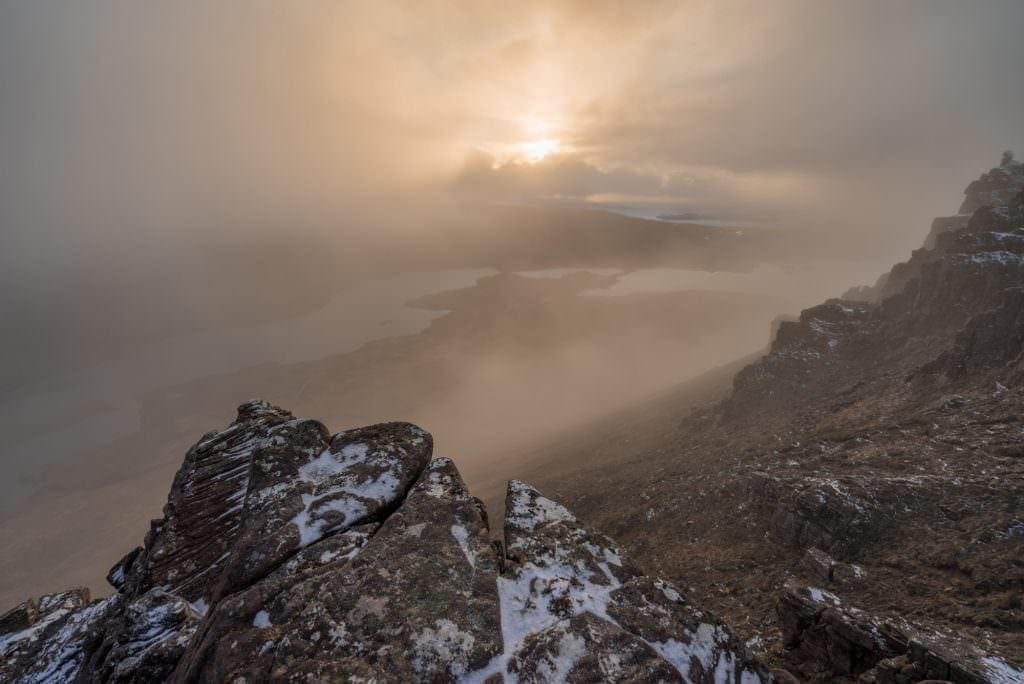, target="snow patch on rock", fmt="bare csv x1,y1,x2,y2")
411,619,476,678
451,524,475,569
